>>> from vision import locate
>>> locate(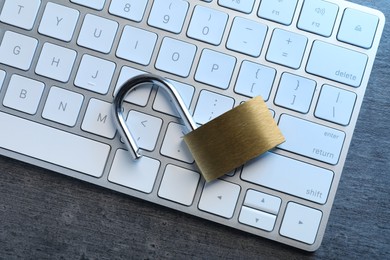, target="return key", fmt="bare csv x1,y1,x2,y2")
278,114,345,165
